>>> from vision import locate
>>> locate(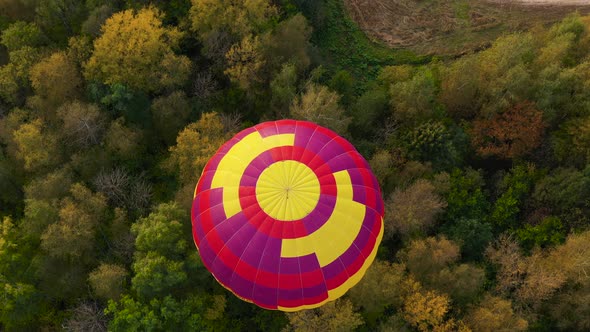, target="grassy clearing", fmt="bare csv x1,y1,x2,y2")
306,0,430,84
